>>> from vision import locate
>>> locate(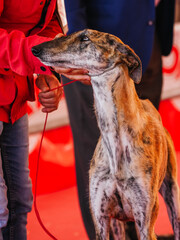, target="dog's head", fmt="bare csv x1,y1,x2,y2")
32,29,142,83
